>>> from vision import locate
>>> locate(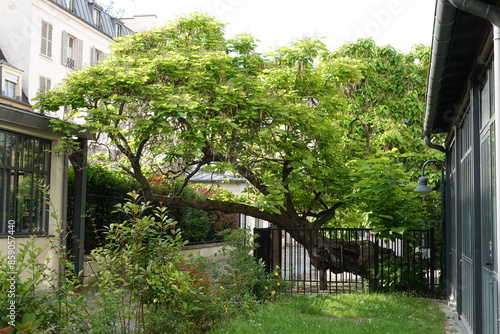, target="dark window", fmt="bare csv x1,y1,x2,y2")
0,130,51,235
